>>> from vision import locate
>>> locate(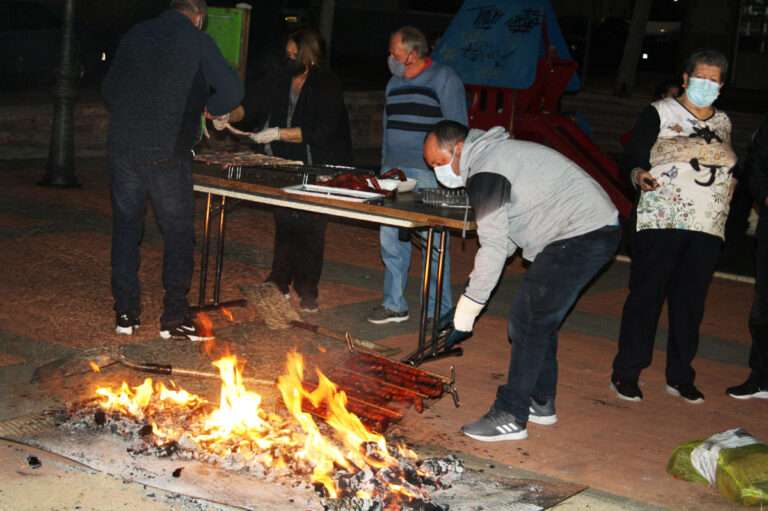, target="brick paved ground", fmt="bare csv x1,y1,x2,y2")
0,157,762,510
